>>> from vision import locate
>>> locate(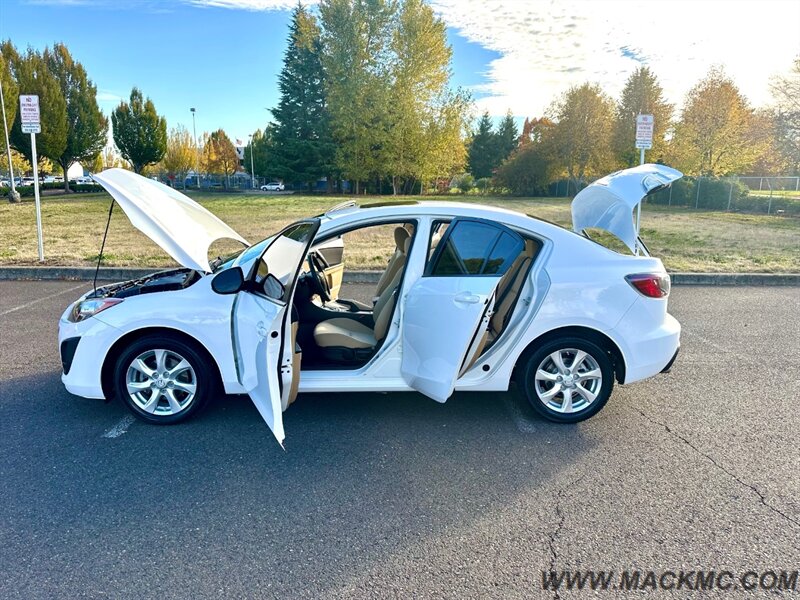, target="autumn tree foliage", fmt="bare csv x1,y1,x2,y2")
202,129,239,186
669,68,768,176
